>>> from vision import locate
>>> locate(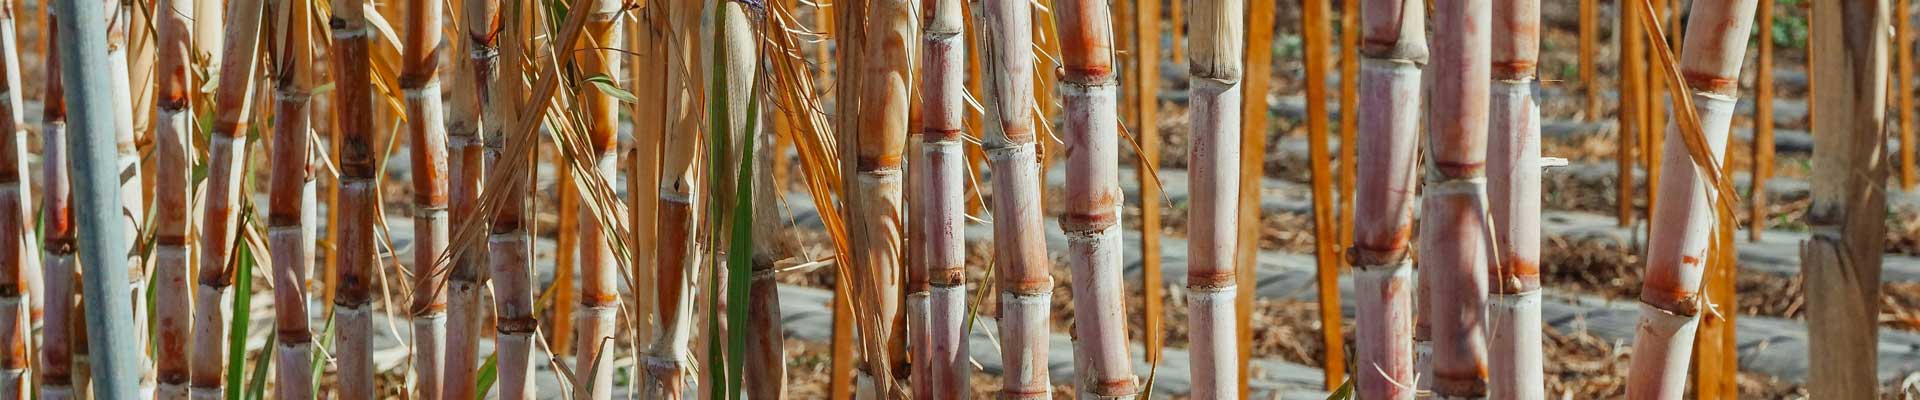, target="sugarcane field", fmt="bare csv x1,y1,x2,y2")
4,0,1920,398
